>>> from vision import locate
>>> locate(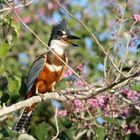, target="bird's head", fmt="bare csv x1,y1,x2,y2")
48,19,80,48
